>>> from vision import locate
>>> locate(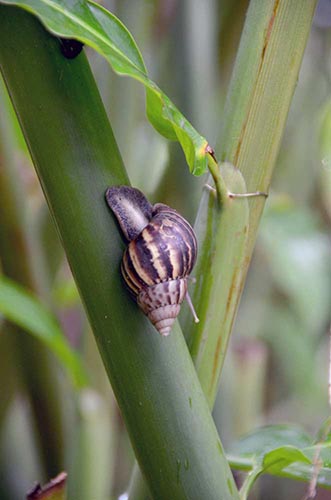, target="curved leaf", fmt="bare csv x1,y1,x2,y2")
261,446,311,473
230,424,313,457
0,0,209,175
0,276,88,388
238,446,312,500
228,425,331,494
